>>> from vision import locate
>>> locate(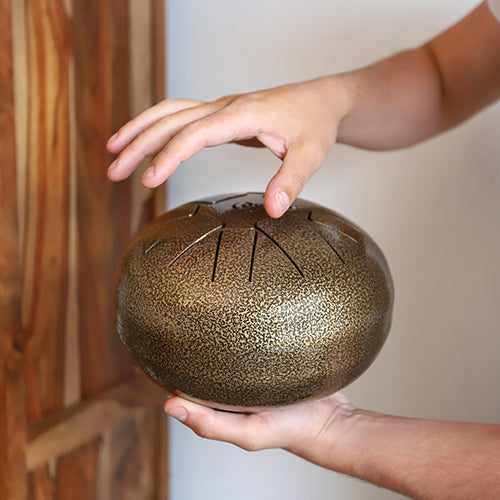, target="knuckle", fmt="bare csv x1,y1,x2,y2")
189,413,221,442
179,121,209,150
286,170,307,192
179,117,210,141
183,119,204,134
238,429,265,452
215,93,241,105
241,440,261,452
303,141,327,169
218,92,264,120
127,140,149,160
154,149,170,165
229,93,261,112
191,422,214,440
310,148,326,170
